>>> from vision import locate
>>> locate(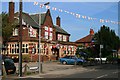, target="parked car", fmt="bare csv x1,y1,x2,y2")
2,57,16,75
59,55,86,65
